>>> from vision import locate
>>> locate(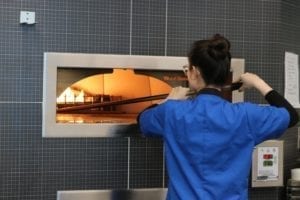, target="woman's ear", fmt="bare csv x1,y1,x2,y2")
193,66,201,75
190,66,201,80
